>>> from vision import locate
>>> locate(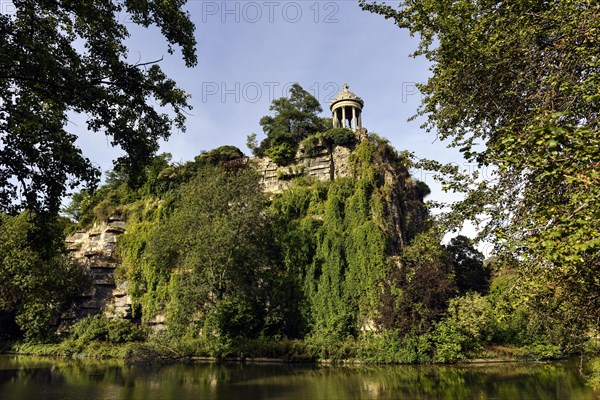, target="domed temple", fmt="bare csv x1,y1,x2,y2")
330,83,364,132
256,83,368,194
